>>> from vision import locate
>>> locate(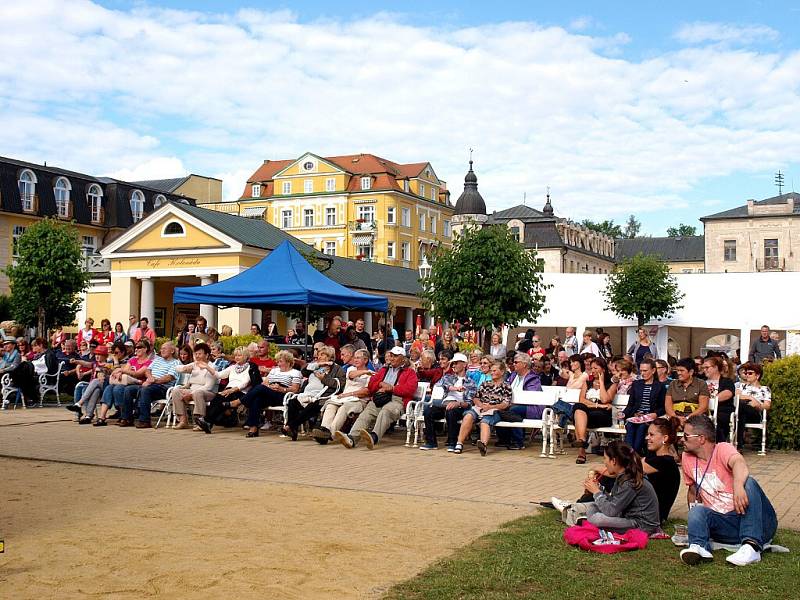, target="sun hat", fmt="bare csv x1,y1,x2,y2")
451,352,468,363
388,346,406,356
